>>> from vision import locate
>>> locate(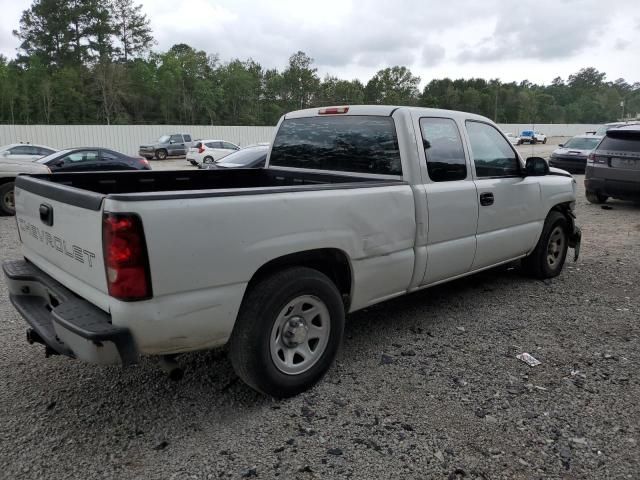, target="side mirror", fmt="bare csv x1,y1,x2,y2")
169,140,175,144
525,157,549,176
558,144,564,147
